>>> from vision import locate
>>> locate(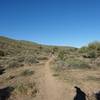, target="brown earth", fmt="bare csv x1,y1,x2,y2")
35,56,72,100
